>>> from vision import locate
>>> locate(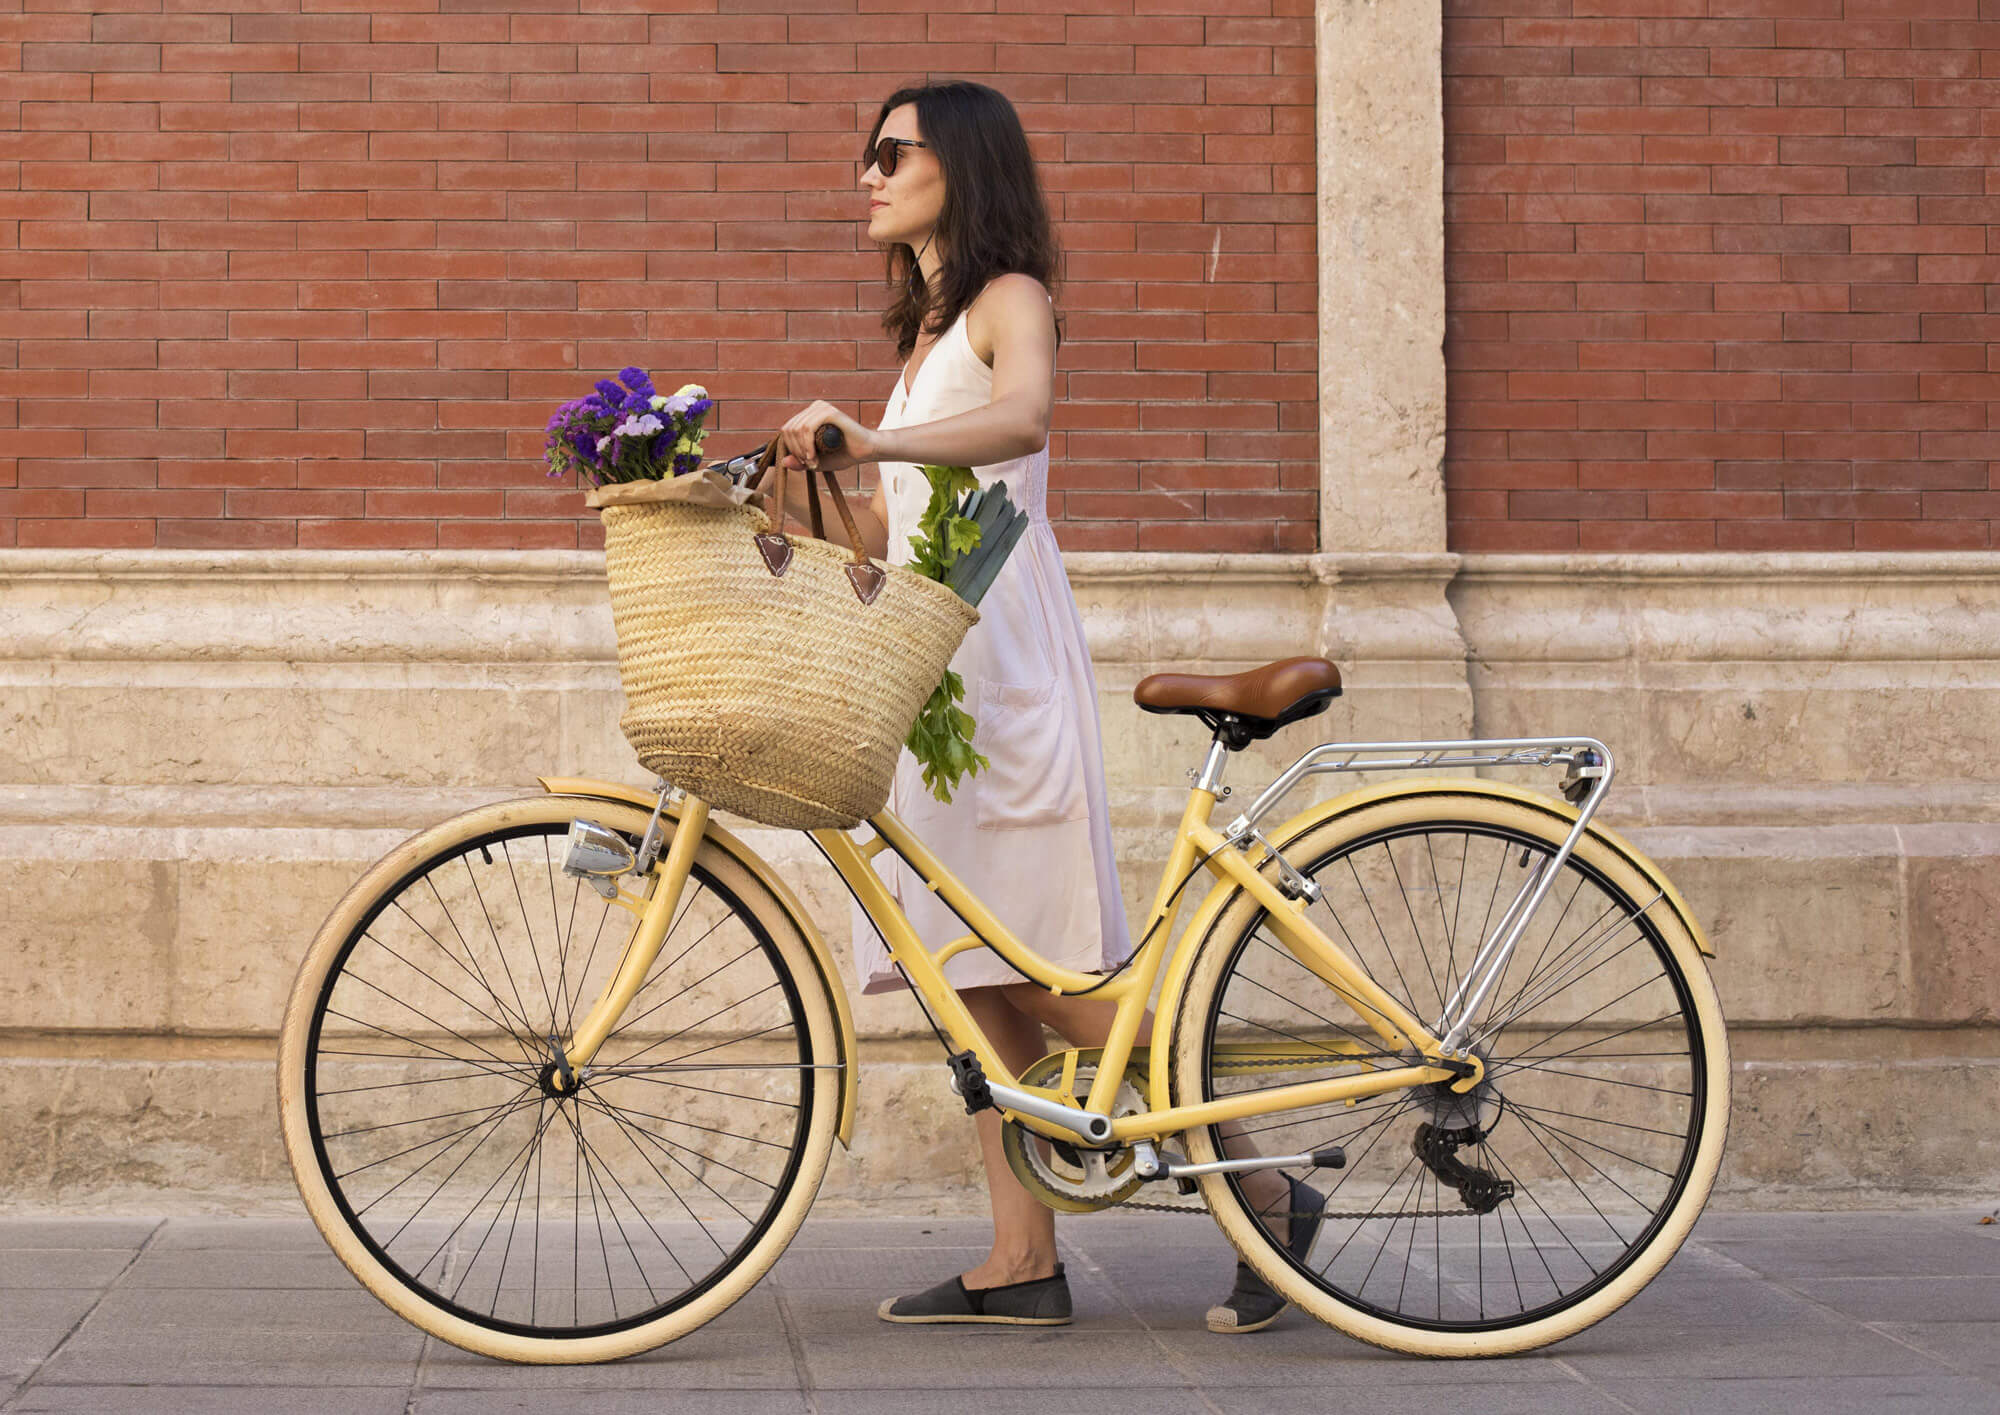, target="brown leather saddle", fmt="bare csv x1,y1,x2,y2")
1132,656,1343,751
